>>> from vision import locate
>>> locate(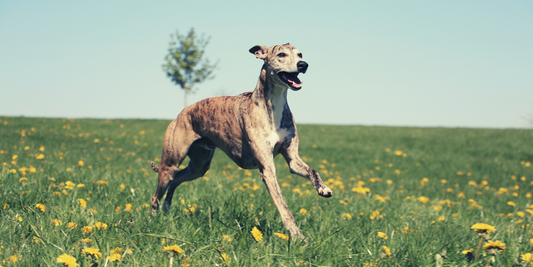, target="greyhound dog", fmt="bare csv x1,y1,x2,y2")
150,43,332,240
